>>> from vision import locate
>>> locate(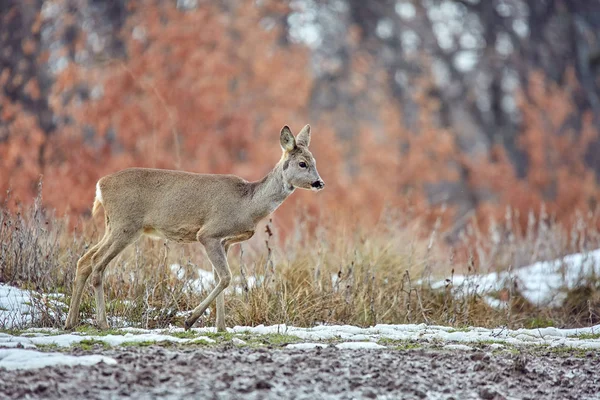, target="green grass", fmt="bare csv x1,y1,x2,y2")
387,341,422,351
0,328,27,336
34,343,60,351
188,337,215,345
120,340,165,347
169,330,200,339
446,327,471,333
568,332,600,340
74,325,127,336
203,331,236,342
476,339,509,346
534,344,592,358
75,339,111,350
377,337,421,348
524,317,556,329
199,332,302,347
251,333,302,346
